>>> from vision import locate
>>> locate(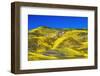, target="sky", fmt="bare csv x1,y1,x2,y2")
28,15,88,30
